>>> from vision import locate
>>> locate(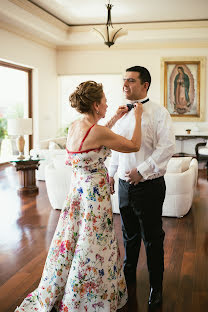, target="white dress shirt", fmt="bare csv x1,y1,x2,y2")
108,97,176,181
